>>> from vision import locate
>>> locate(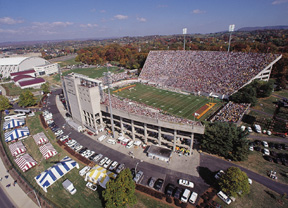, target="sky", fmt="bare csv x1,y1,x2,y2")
0,0,287,43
